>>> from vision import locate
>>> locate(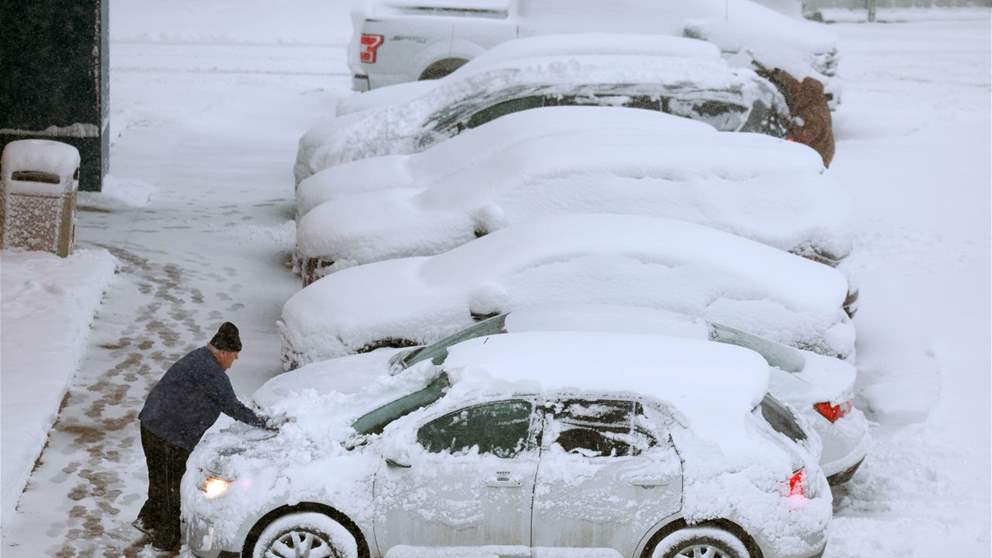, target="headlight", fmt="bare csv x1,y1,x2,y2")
200,476,232,499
